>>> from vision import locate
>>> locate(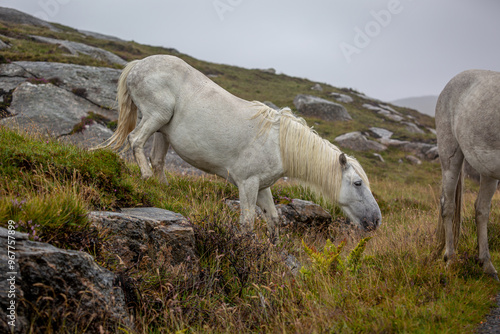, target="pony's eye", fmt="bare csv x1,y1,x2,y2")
354,181,362,187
